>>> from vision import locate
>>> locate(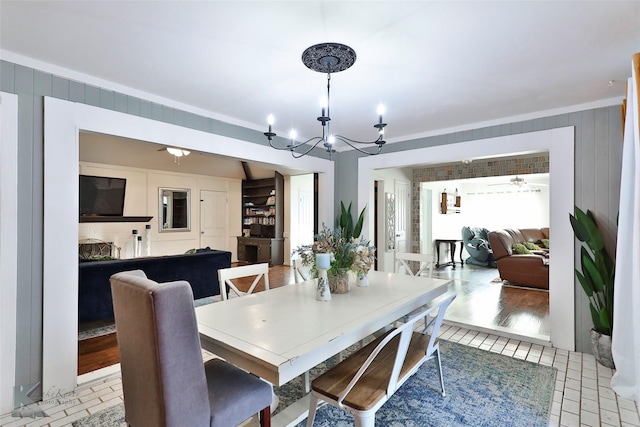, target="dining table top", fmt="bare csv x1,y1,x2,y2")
196,270,451,386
